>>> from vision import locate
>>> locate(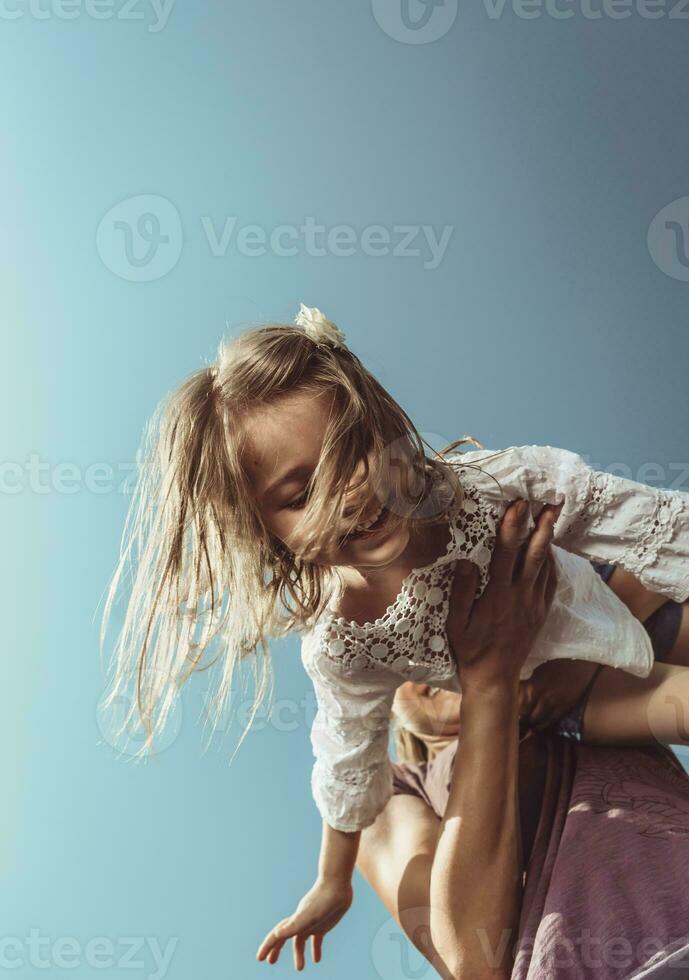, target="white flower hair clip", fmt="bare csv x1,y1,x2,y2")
294,303,347,349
